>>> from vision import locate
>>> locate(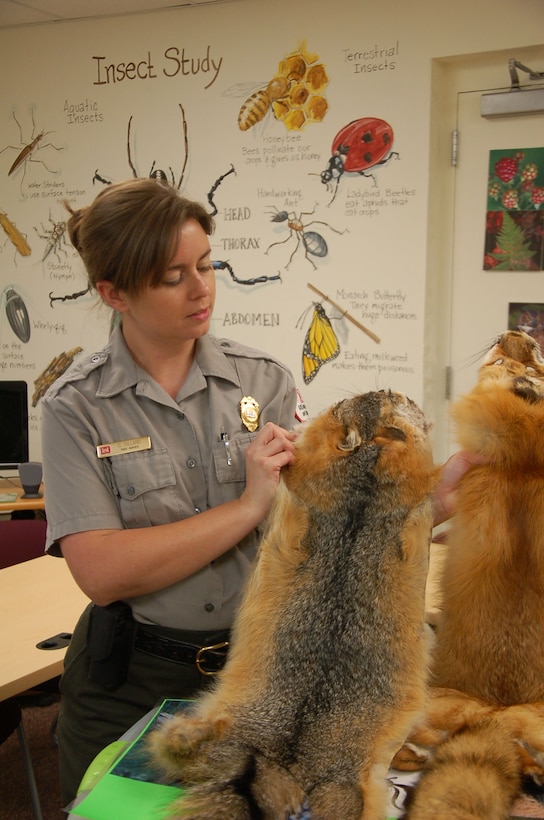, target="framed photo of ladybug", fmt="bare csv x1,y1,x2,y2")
484,147,544,271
